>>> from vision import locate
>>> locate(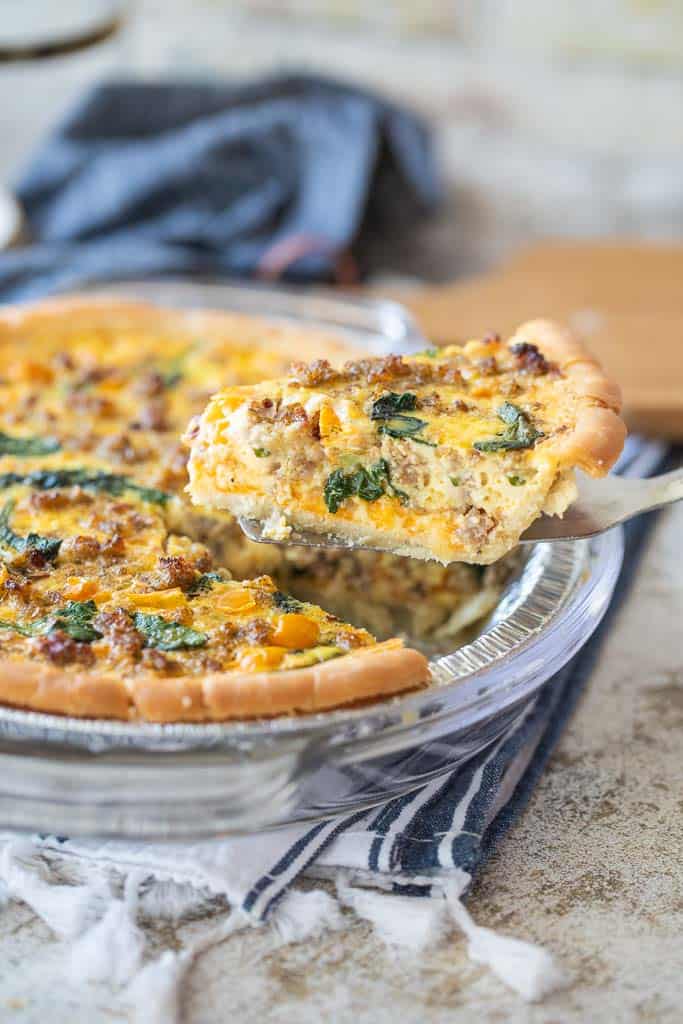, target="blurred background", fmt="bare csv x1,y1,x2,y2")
1,0,683,279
